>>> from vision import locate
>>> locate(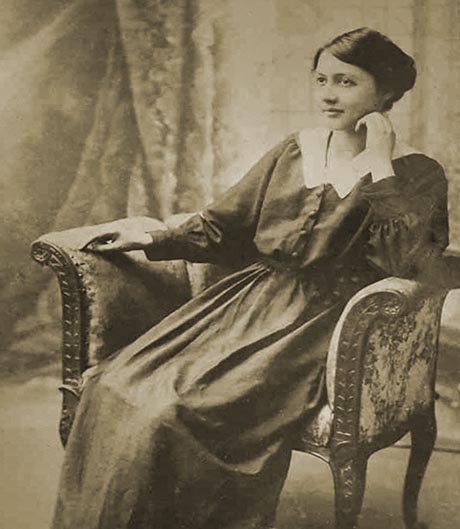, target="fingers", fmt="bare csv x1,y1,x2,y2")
372,111,393,133
381,113,394,134
81,232,118,252
355,112,394,143
355,111,395,159
86,241,121,253
355,117,364,132
80,229,151,253
356,111,393,132
355,111,379,131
